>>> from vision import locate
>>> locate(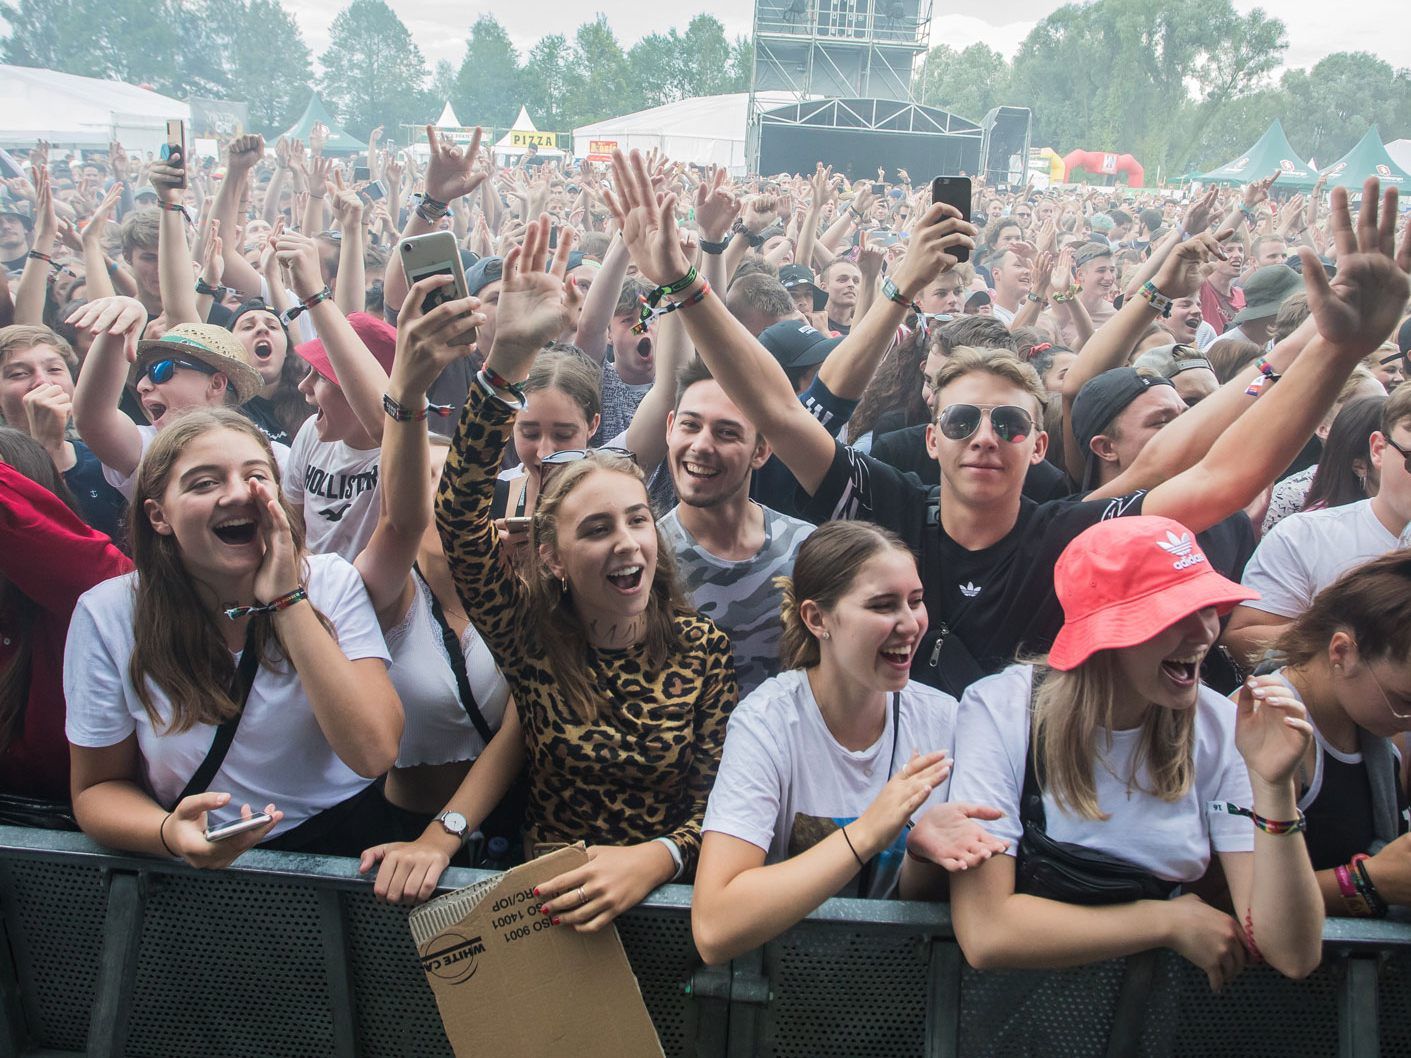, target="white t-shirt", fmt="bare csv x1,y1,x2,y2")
703,668,957,898
102,423,290,502
1240,499,1401,618
282,416,381,561
947,664,1253,884
385,573,510,768
64,553,390,837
